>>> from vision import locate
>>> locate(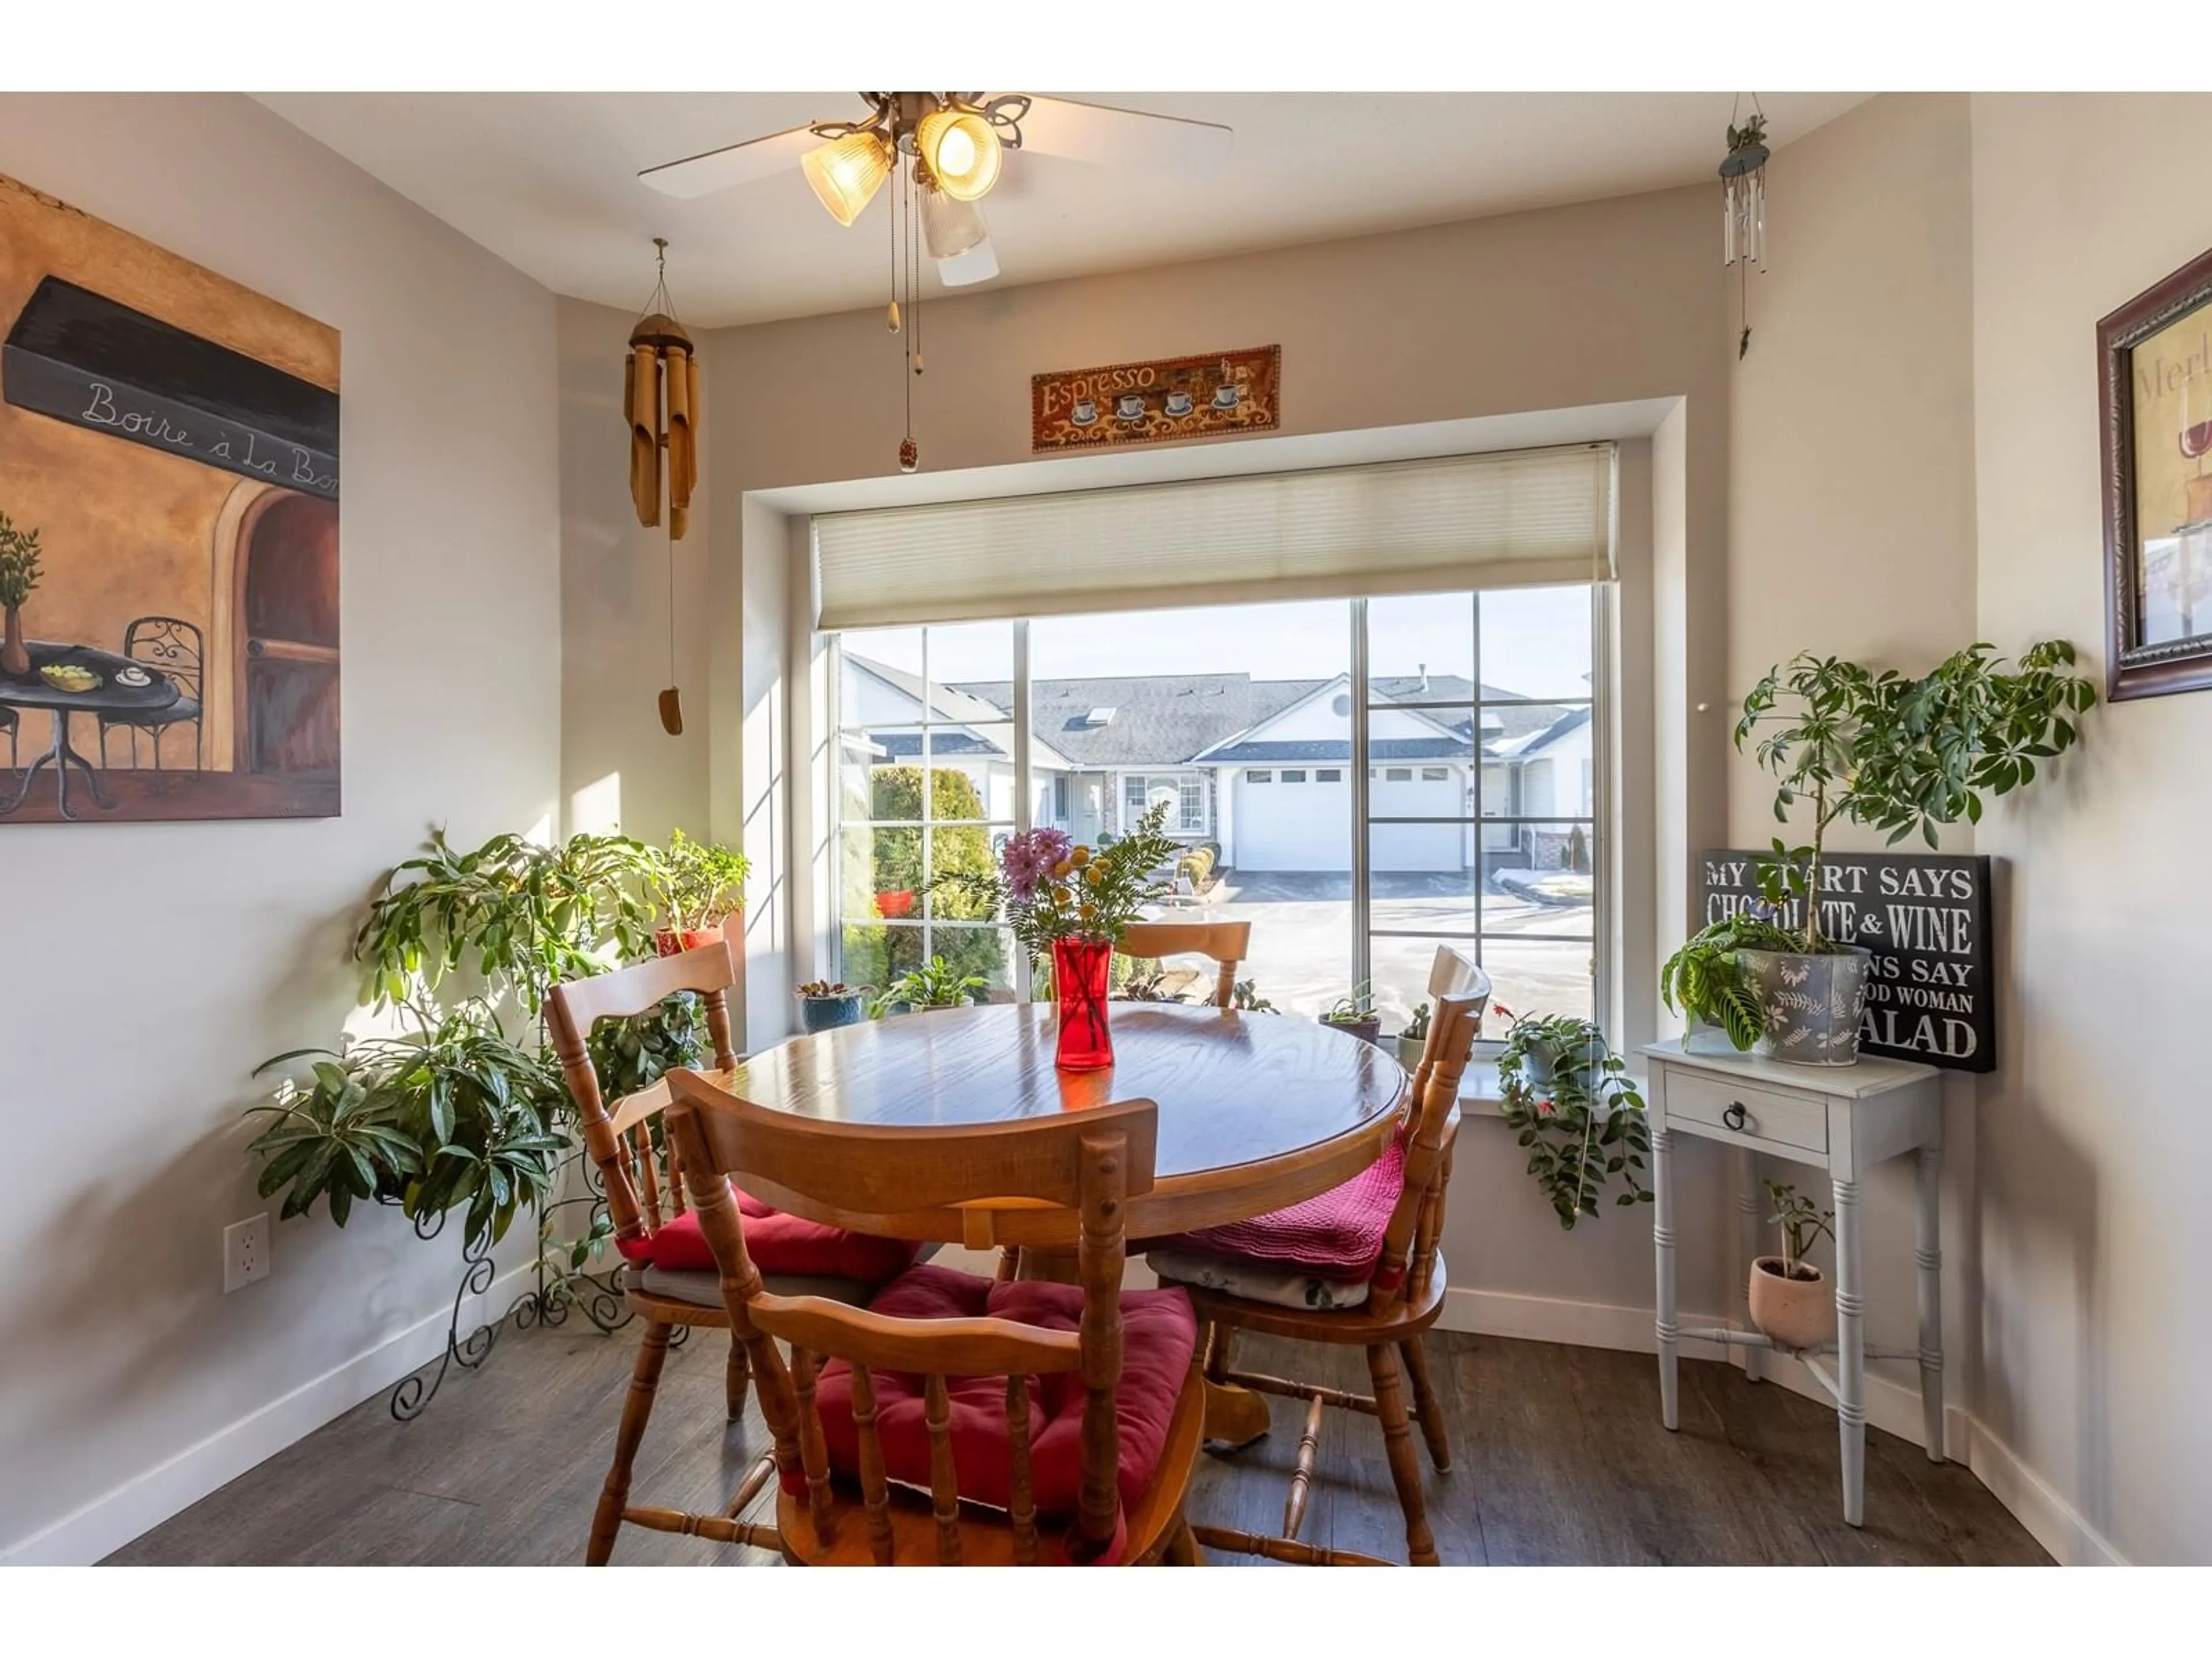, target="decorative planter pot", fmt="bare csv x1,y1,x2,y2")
656,923,726,959
1052,937,1114,1071
1323,1014,1383,1047
796,991,869,1034
1738,945,1873,1066
1,604,28,680
1395,1032,1427,1072
1748,1256,1834,1351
